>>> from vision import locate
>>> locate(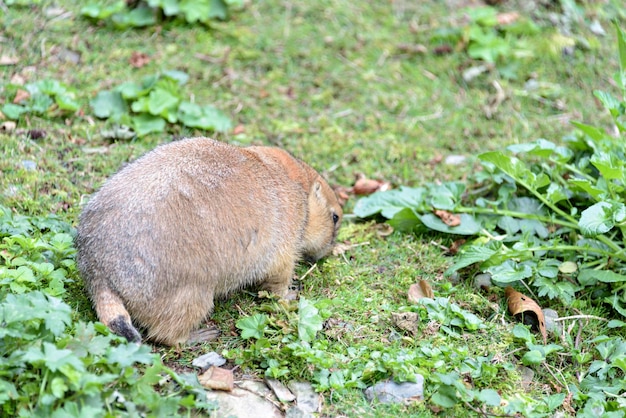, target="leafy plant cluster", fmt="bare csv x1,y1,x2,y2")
352,25,626,415
1,79,80,121
80,0,243,29
90,70,232,137
357,24,626,318
431,6,539,78
0,206,214,416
